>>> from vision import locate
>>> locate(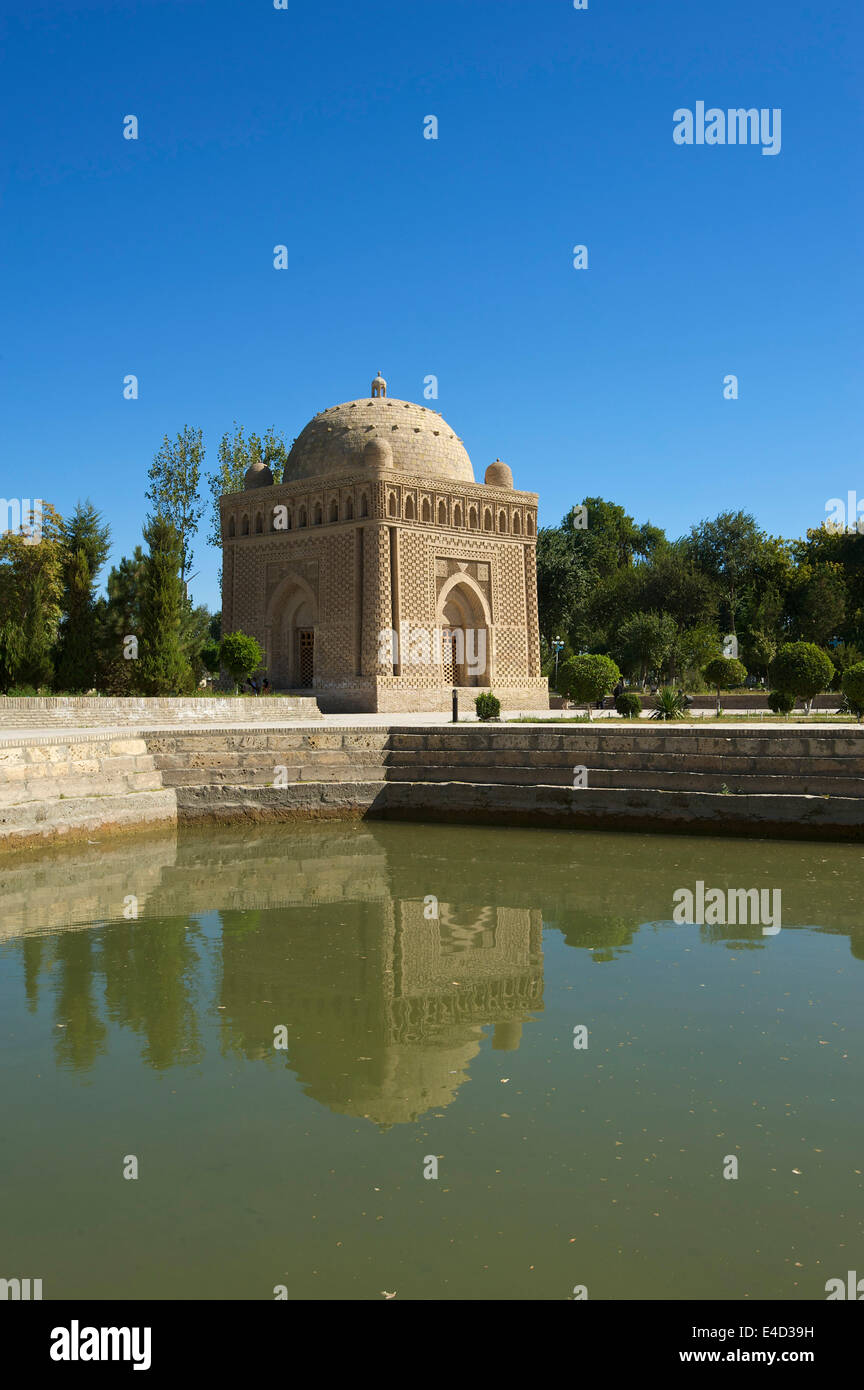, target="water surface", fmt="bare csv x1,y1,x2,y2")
1,822,862,1300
